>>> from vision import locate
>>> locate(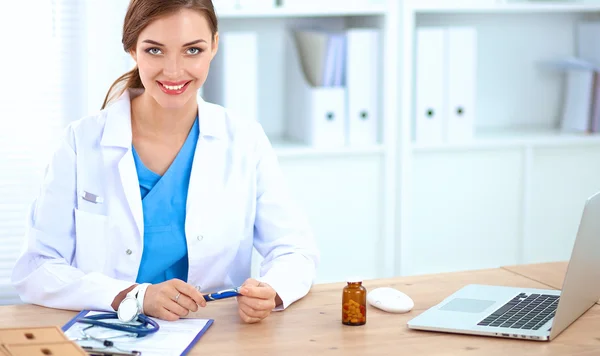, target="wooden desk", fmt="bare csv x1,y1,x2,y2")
2,266,600,355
